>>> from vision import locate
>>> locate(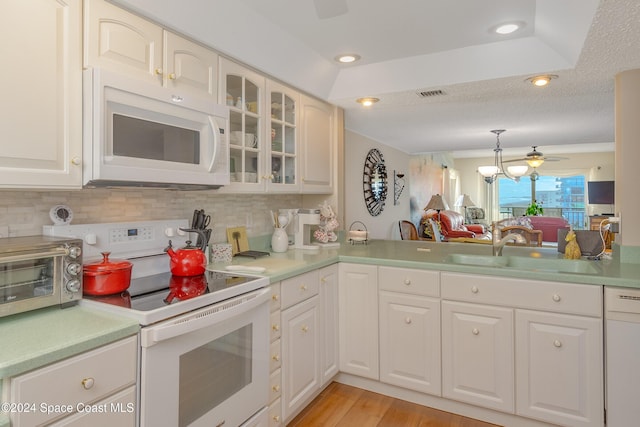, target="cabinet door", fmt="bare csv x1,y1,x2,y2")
300,95,334,193
84,0,163,83
338,263,379,379
441,301,514,413
164,31,218,98
516,310,603,427
0,0,82,188
266,80,300,192
281,296,320,421
379,291,441,395
319,264,339,384
219,57,266,191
